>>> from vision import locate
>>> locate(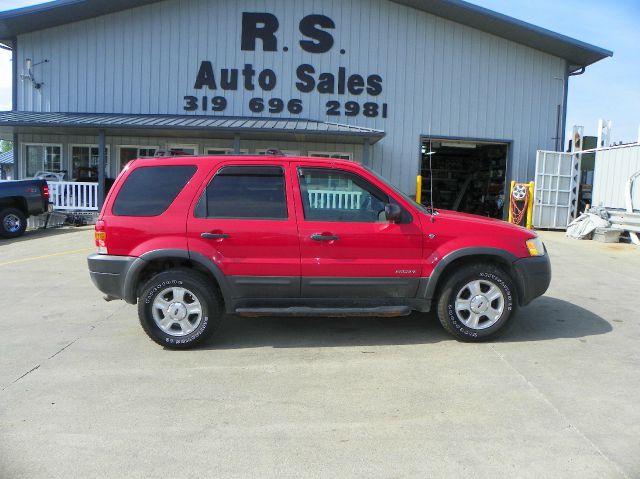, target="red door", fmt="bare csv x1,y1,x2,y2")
290,162,424,299
186,161,301,299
